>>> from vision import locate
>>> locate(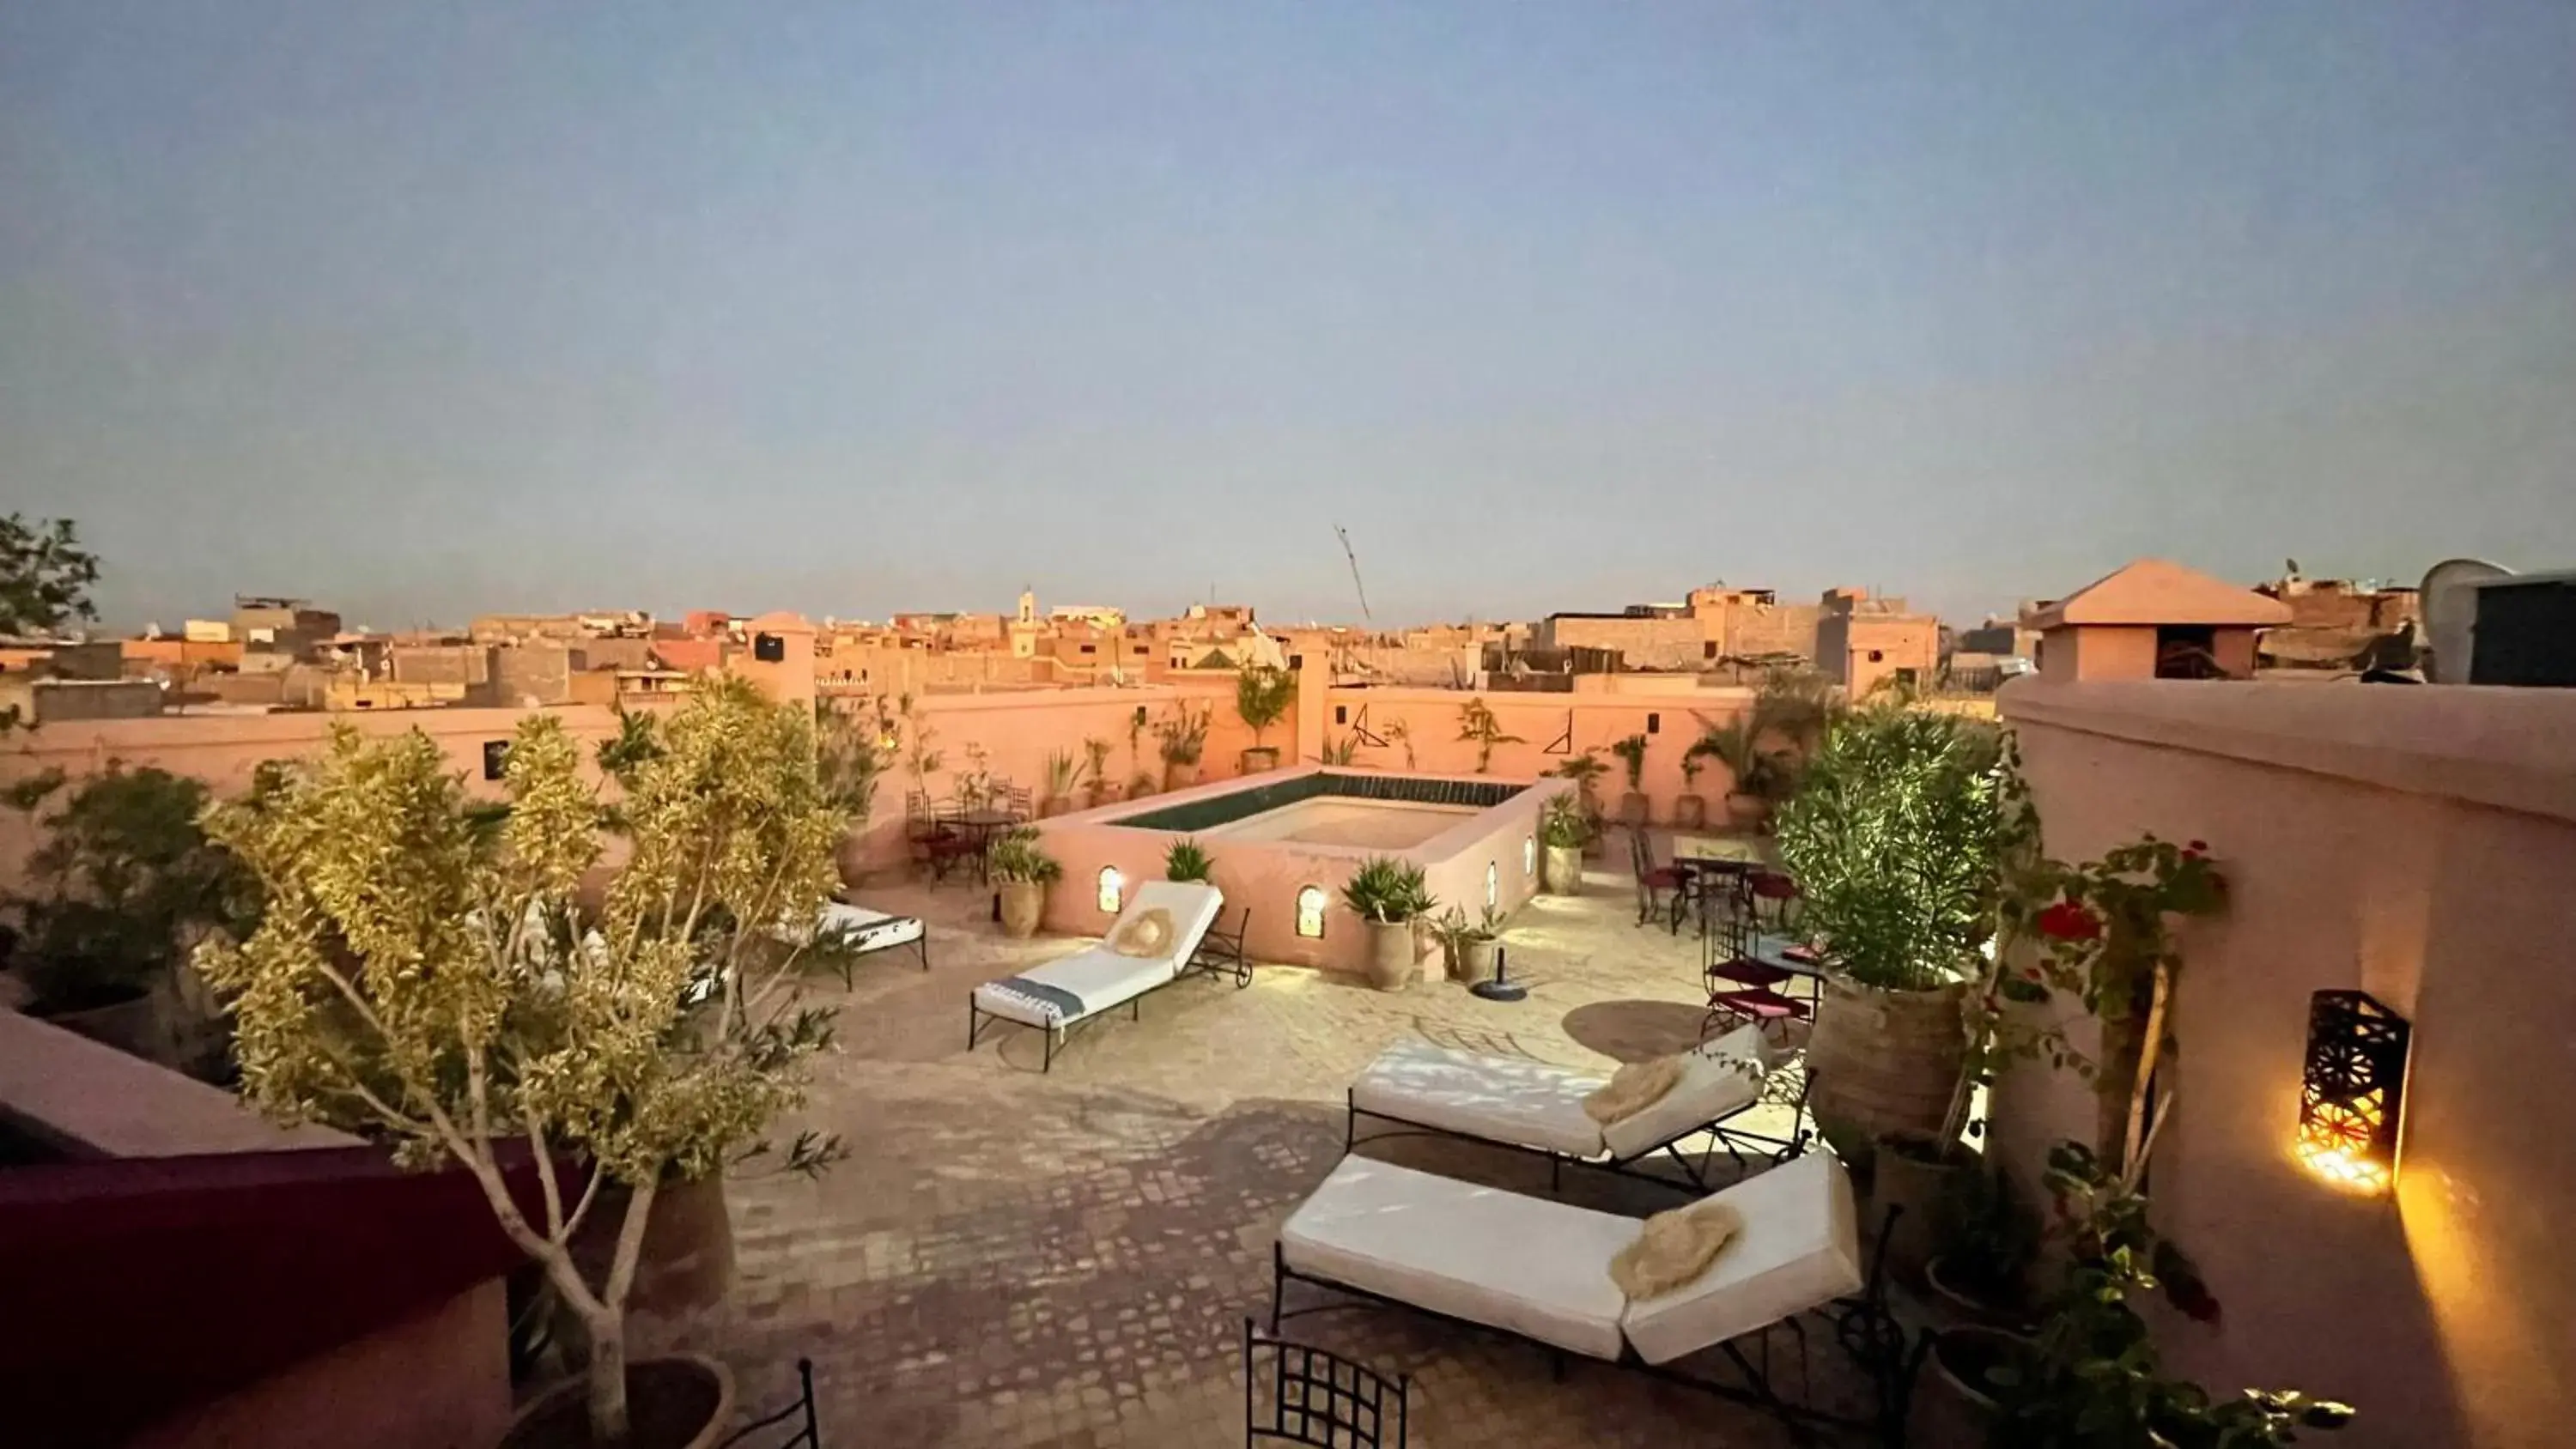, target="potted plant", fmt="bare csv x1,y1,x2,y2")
1429,906,1501,983
1552,751,1609,857
1234,664,1296,773
1775,702,2014,1167
1951,1142,2354,1449
1674,748,1709,831
1342,857,1434,991
1692,716,1770,830
4,764,258,1069
1609,734,1650,826
987,828,1061,938
197,678,853,1449
1155,702,1211,790
1539,793,1589,894
817,695,896,884
1126,769,1158,802
1455,697,1522,775
1924,1161,2038,1328
1081,737,1117,809
1163,837,1215,884
1038,749,1084,818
